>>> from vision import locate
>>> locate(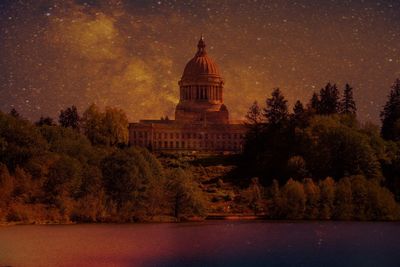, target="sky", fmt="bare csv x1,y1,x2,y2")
0,0,399,123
